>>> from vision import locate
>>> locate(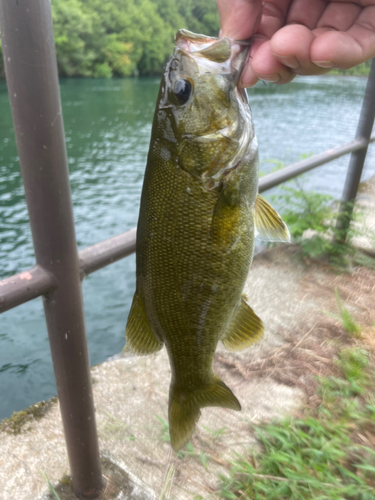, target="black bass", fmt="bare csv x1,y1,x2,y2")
125,30,289,451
